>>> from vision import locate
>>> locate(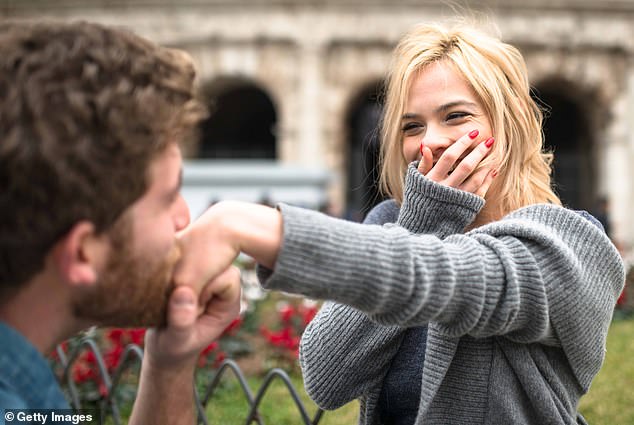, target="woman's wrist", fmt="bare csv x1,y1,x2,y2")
216,201,283,269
